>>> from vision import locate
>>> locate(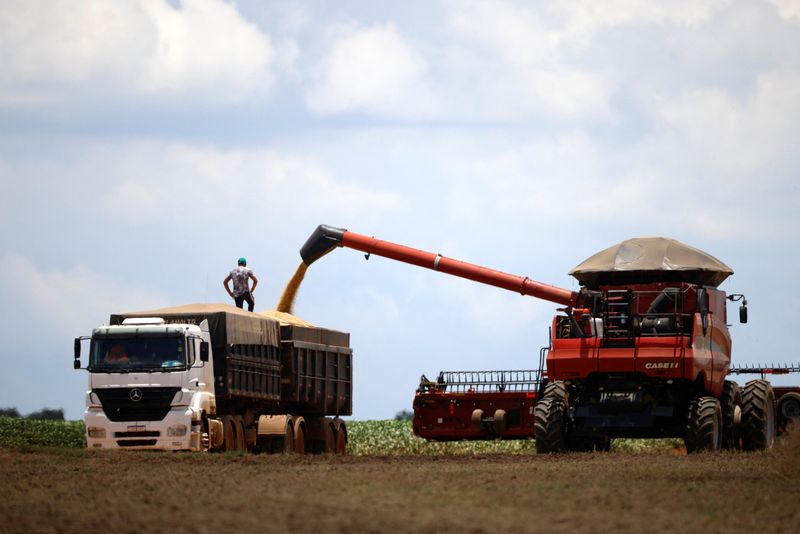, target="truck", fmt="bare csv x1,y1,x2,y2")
74,303,352,452
298,224,799,453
